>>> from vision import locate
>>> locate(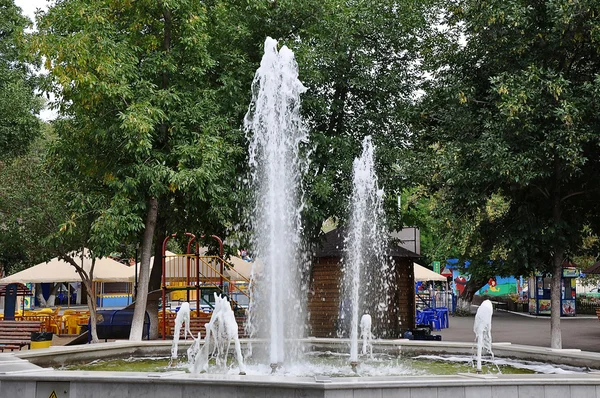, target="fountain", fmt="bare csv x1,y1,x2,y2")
187,295,246,375
342,135,392,368
3,38,600,397
360,314,373,359
244,36,309,368
169,302,192,363
473,299,494,373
